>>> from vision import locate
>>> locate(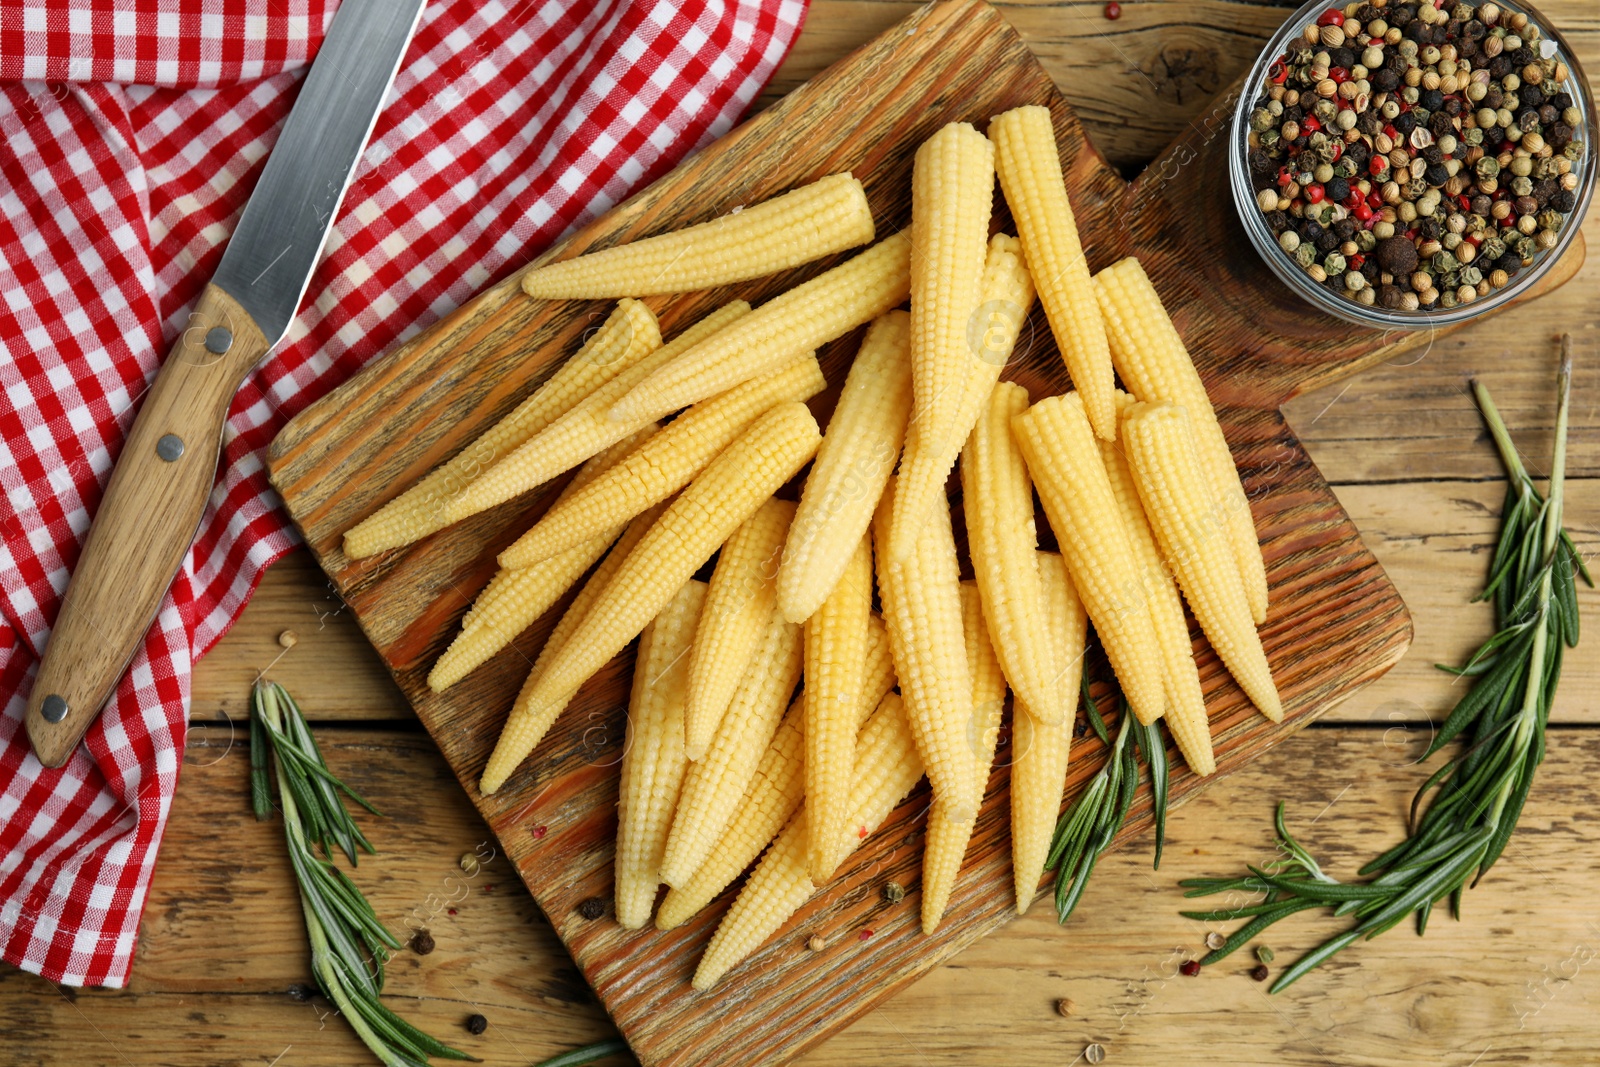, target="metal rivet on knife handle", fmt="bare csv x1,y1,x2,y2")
40,694,69,724
204,326,234,355
156,434,185,462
